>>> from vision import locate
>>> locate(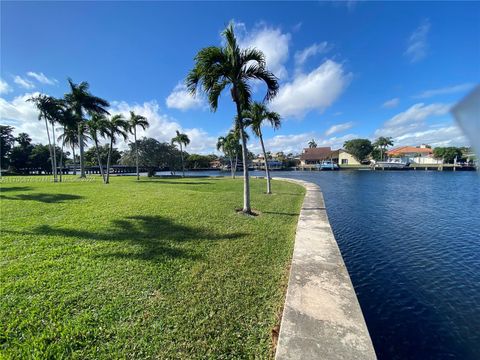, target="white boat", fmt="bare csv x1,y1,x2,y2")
374,158,410,169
